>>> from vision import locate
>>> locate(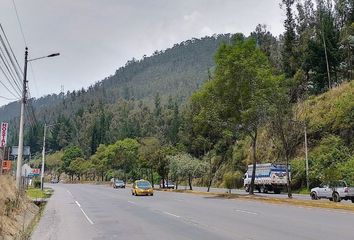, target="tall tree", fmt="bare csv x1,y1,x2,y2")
282,0,297,78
